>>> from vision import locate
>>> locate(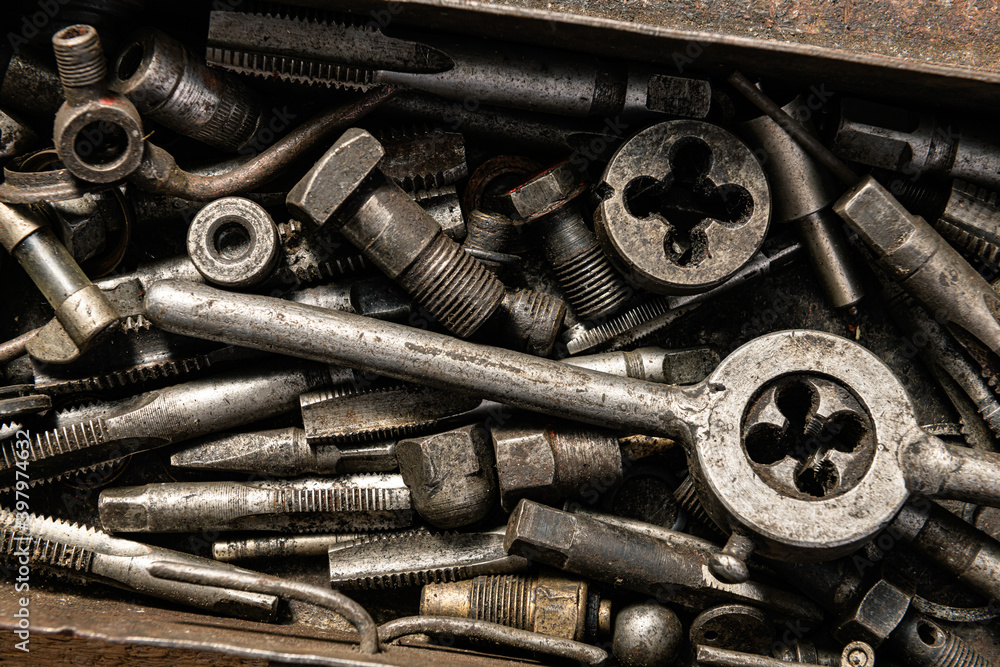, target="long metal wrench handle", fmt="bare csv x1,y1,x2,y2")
144,280,698,442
